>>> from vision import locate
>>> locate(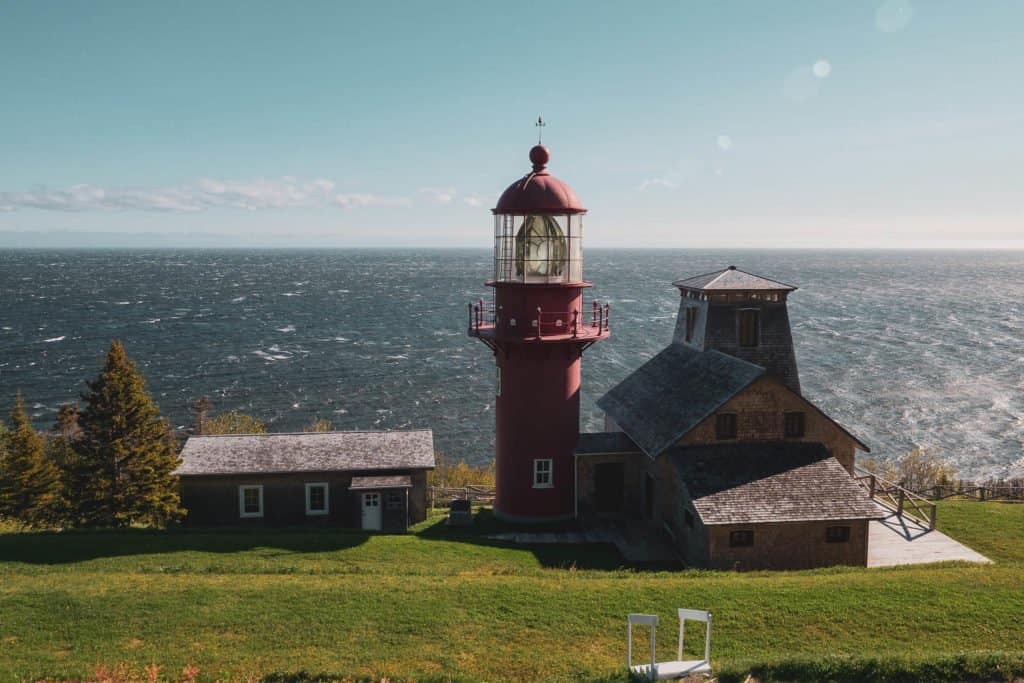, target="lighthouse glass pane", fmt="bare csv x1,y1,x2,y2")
515,215,567,282
493,214,518,282
567,214,583,282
